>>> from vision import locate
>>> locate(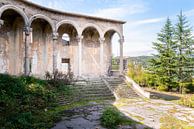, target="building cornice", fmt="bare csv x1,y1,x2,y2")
20,0,126,24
